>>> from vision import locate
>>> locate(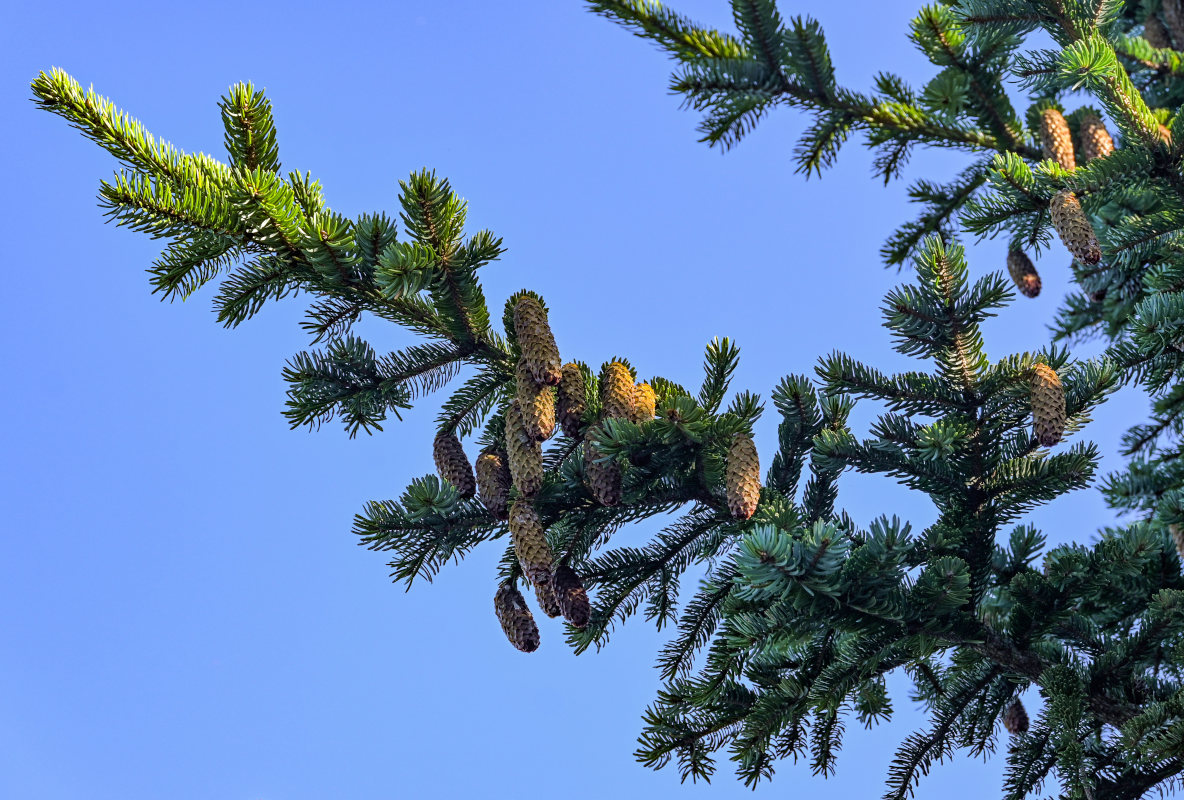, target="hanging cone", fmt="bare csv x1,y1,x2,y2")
475,450,511,520
557,362,587,439
1160,123,1174,146
630,382,657,424
494,583,540,653
726,433,761,520
1040,108,1076,170
1170,523,1184,561
552,564,591,629
1146,13,1172,49
1006,249,1041,298
1030,363,1067,447
505,402,543,497
534,580,562,618
1003,699,1029,735
513,296,563,386
433,429,475,498
1164,0,1184,49
516,357,556,442
1078,113,1114,162
600,362,635,420
1049,190,1101,265
508,500,554,587
584,430,622,507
